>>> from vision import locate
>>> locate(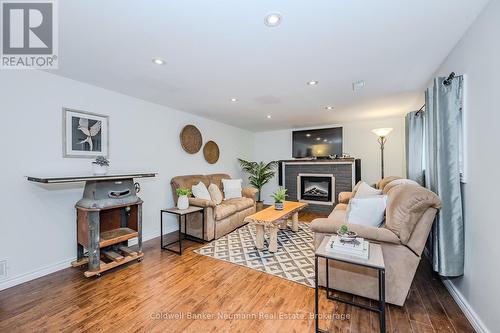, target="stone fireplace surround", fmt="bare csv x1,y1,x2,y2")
280,159,355,214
